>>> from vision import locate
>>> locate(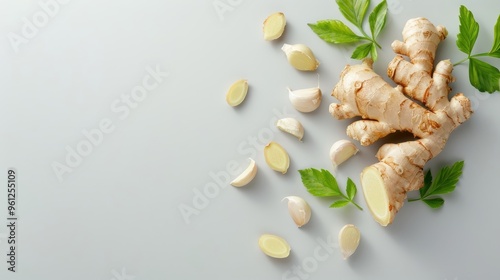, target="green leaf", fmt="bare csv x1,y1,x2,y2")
336,0,370,28
422,161,464,198
419,170,433,197
423,198,445,209
330,199,350,208
489,15,500,55
321,169,342,194
299,170,363,211
308,20,364,44
368,0,387,40
298,168,341,197
411,161,464,208
346,178,357,200
351,42,372,60
469,58,500,93
457,5,479,56
370,43,378,62
488,50,500,58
